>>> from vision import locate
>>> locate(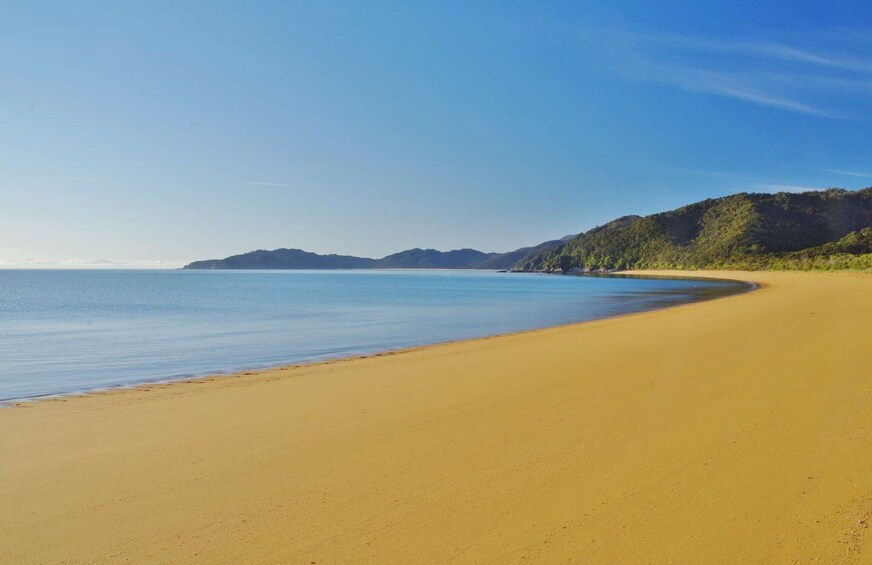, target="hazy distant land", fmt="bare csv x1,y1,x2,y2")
185,187,872,272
